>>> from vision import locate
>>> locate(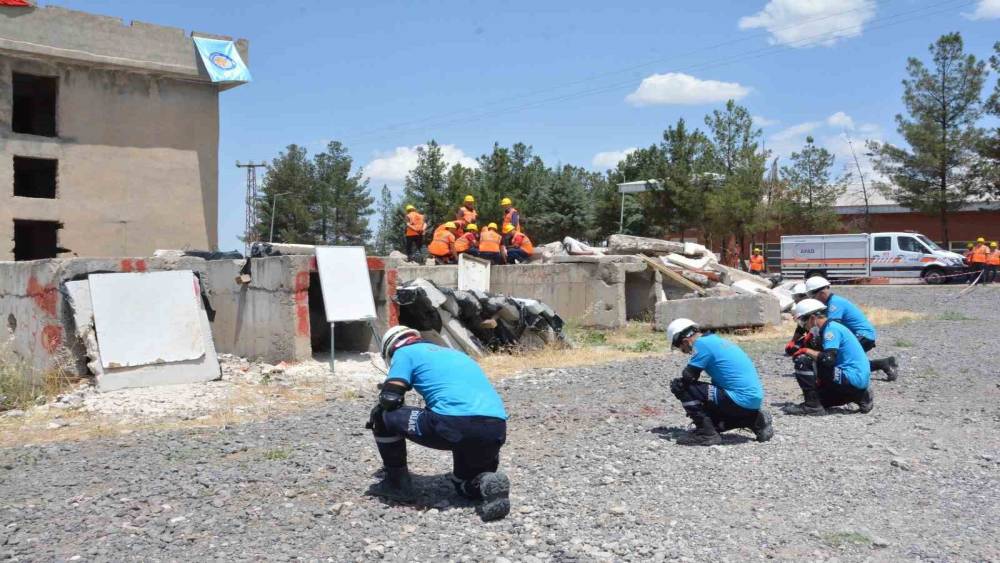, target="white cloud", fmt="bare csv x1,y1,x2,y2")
364,144,478,183
964,0,1000,20
826,111,855,130
753,115,780,127
625,73,750,106
770,121,822,142
592,148,638,169
738,0,876,48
